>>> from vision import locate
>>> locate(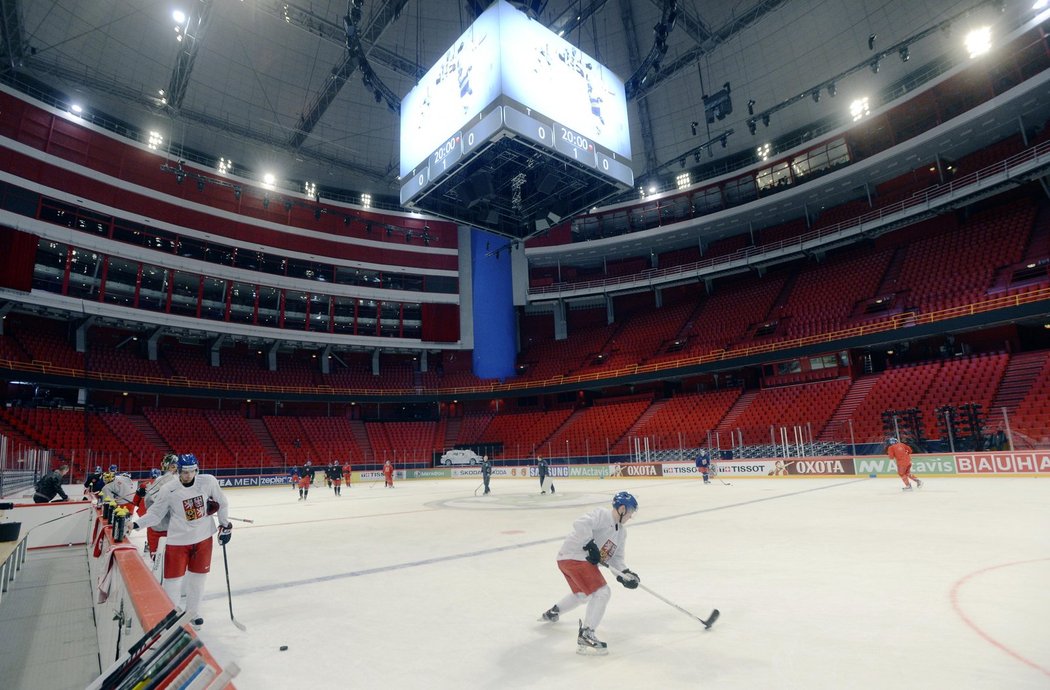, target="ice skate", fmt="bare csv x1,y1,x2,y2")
902,486,913,491
190,617,204,629
914,479,923,489
576,621,607,656
538,605,559,623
